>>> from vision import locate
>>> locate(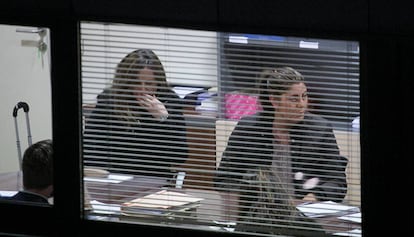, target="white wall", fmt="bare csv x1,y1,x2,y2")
81,22,218,105
0,24,52,172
